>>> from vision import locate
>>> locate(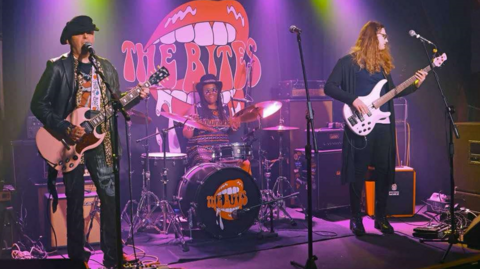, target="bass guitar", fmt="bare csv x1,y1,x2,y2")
343,53,447,136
